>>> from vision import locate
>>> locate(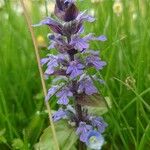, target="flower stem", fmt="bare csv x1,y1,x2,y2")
20,1,60,149
74,94,86,150
75,101,83,122
68,51,86,150
78,140,87,150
